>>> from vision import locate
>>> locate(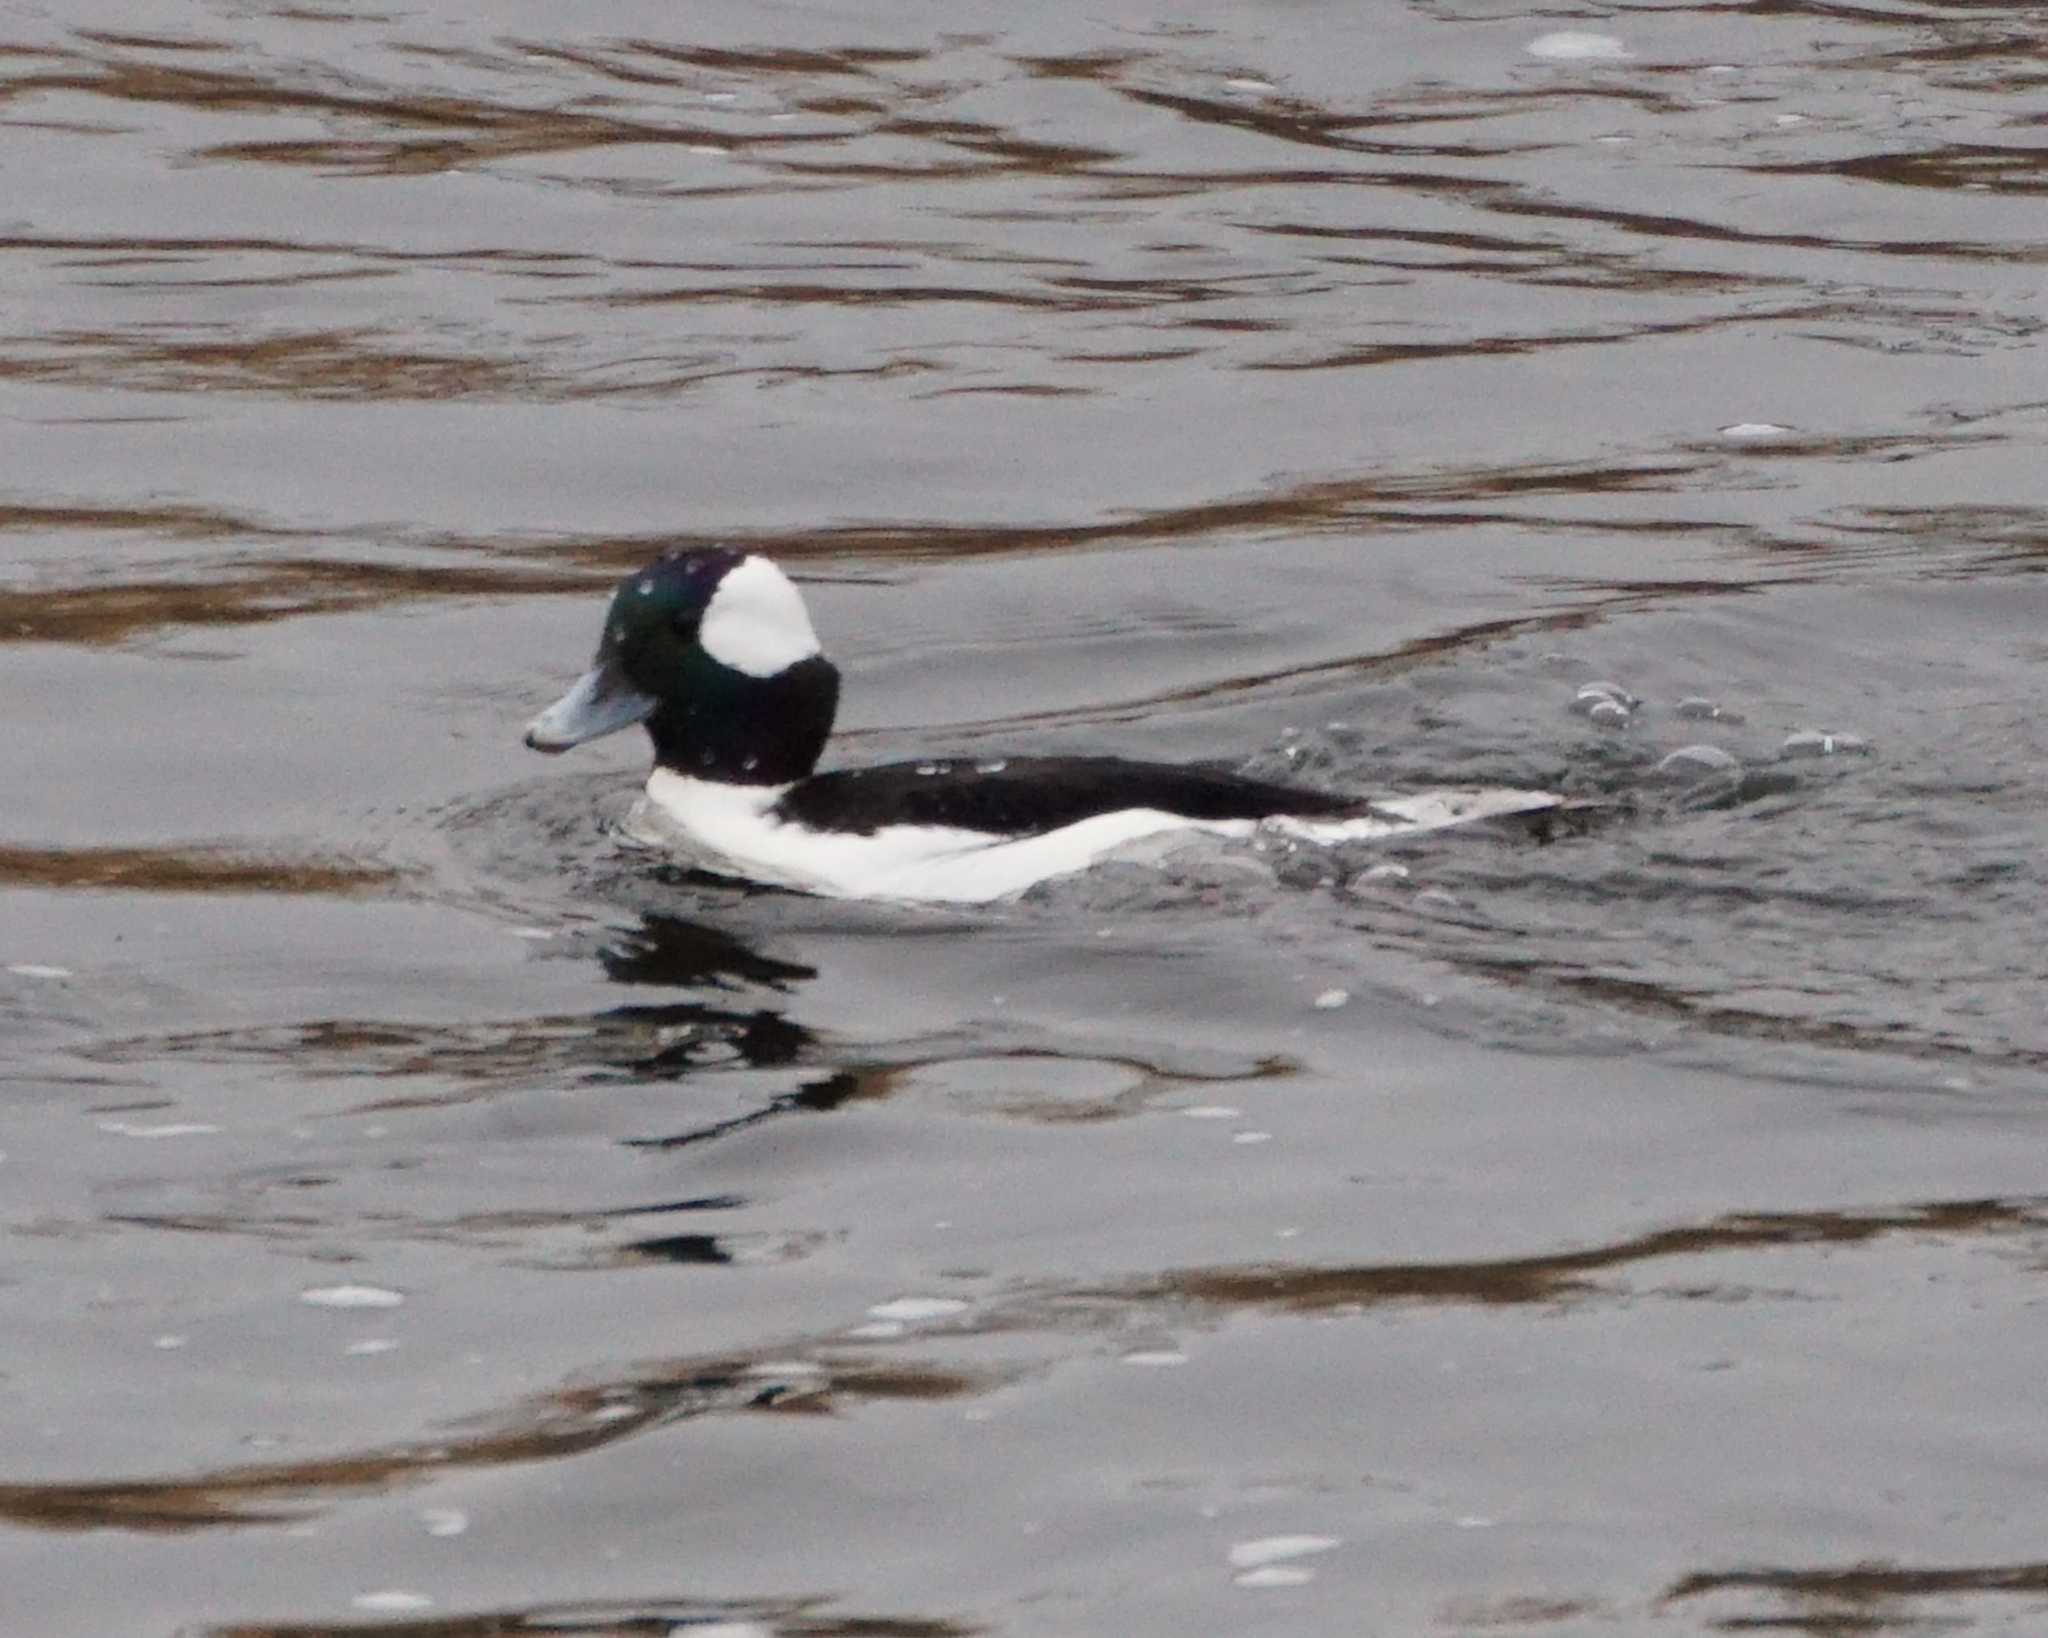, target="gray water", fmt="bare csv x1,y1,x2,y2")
3,3,2047,1634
